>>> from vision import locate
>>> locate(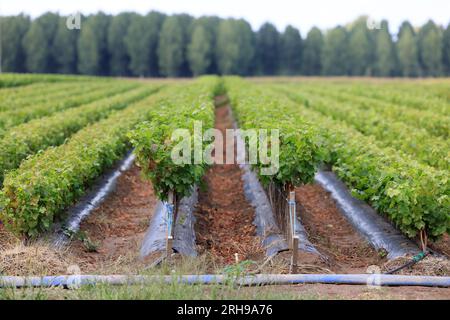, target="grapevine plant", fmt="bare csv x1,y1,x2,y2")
0,86,167,236
225,77,325,189
128,76,219,201
0,85,160,184
268,84,449,241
